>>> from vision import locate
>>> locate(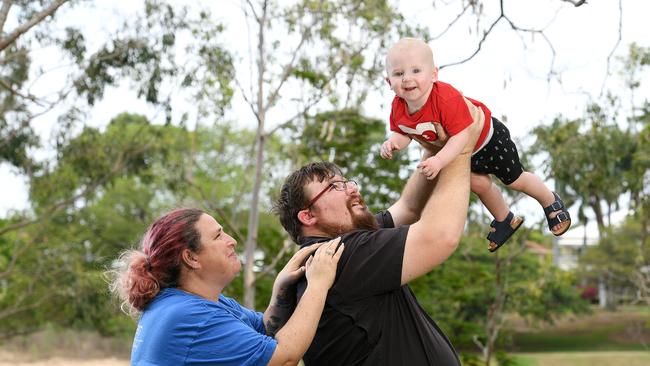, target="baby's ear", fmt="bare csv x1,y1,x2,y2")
385,77,391,86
